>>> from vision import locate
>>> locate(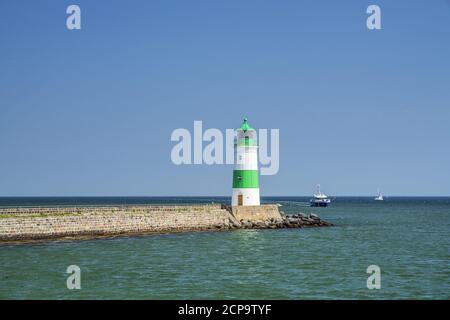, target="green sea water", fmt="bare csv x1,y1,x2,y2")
0,197,449,299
